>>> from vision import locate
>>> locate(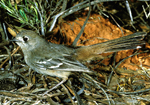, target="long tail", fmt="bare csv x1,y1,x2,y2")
88,32,146,54
75,32,146,62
